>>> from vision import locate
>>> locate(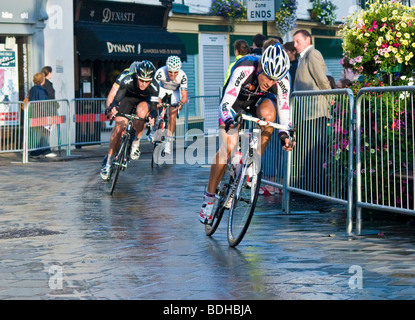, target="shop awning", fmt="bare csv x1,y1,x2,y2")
75,23,186,62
